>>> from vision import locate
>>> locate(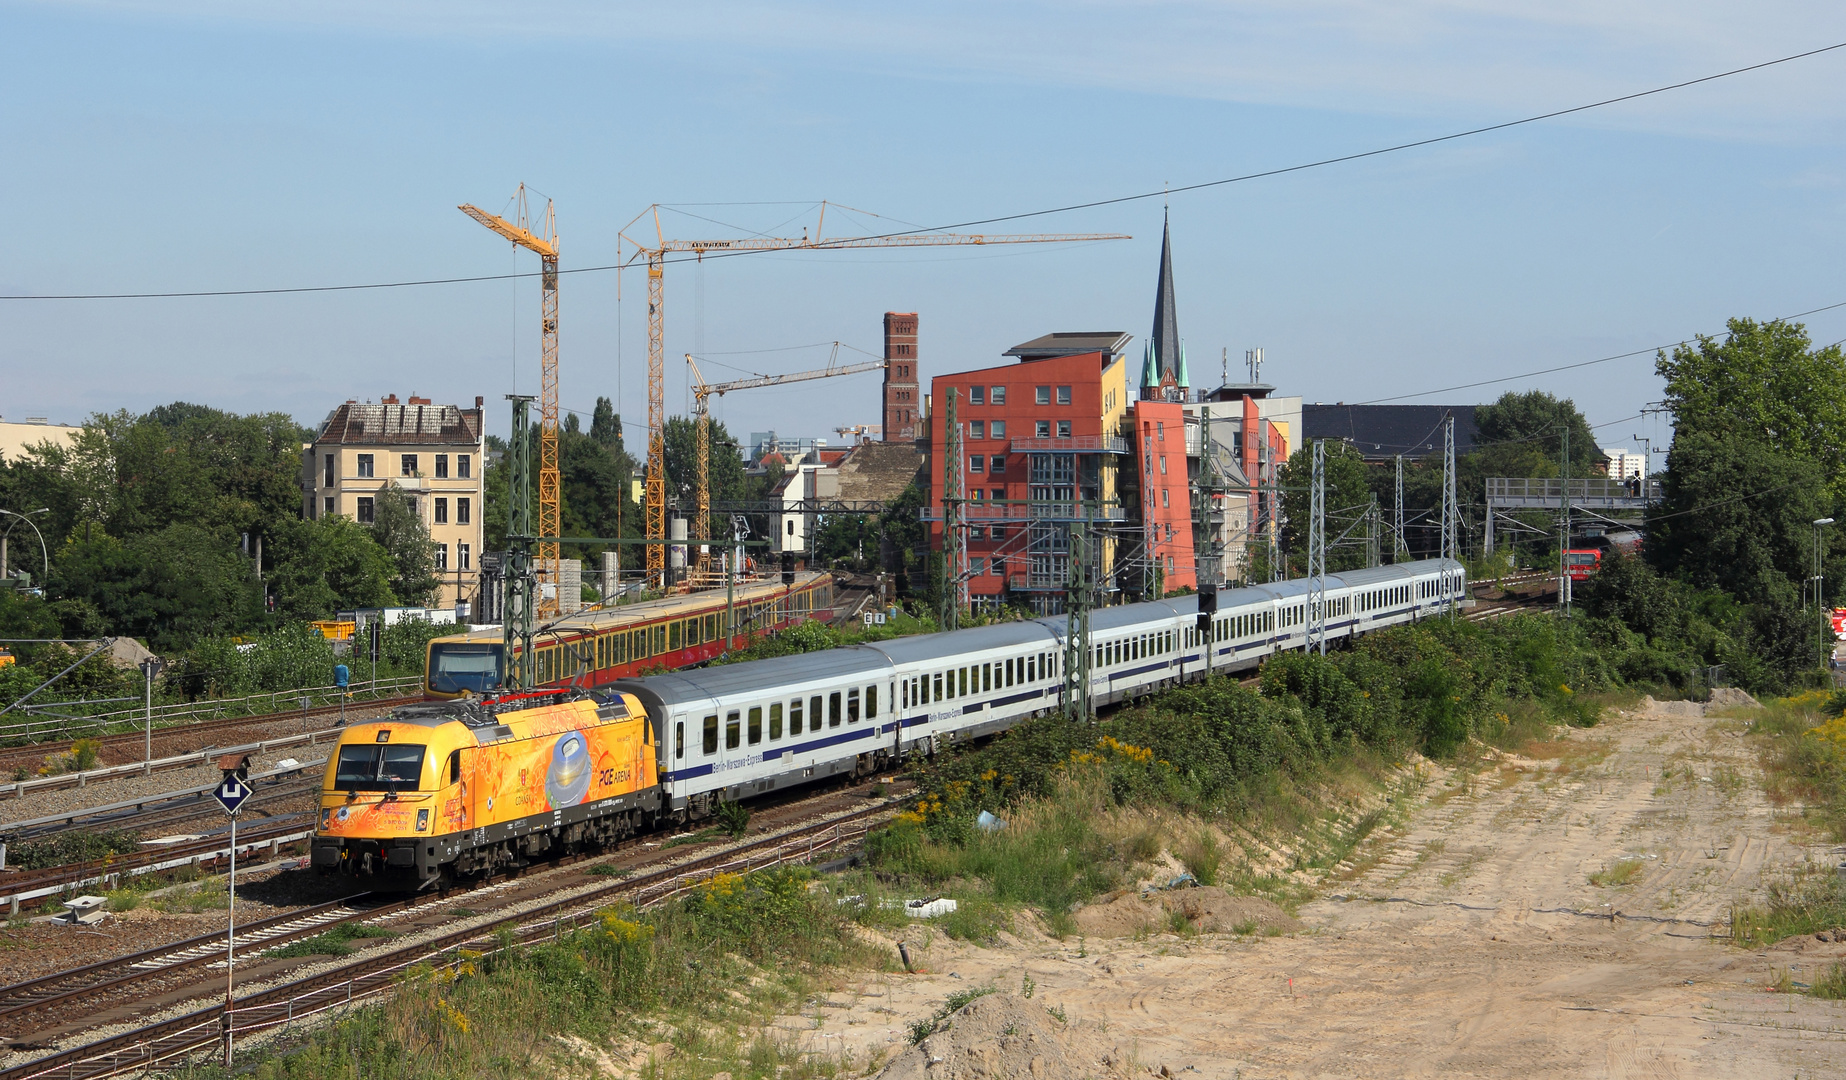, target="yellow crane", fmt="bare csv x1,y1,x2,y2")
460,186,563,618
620,202,1129,589
684,345,884,577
